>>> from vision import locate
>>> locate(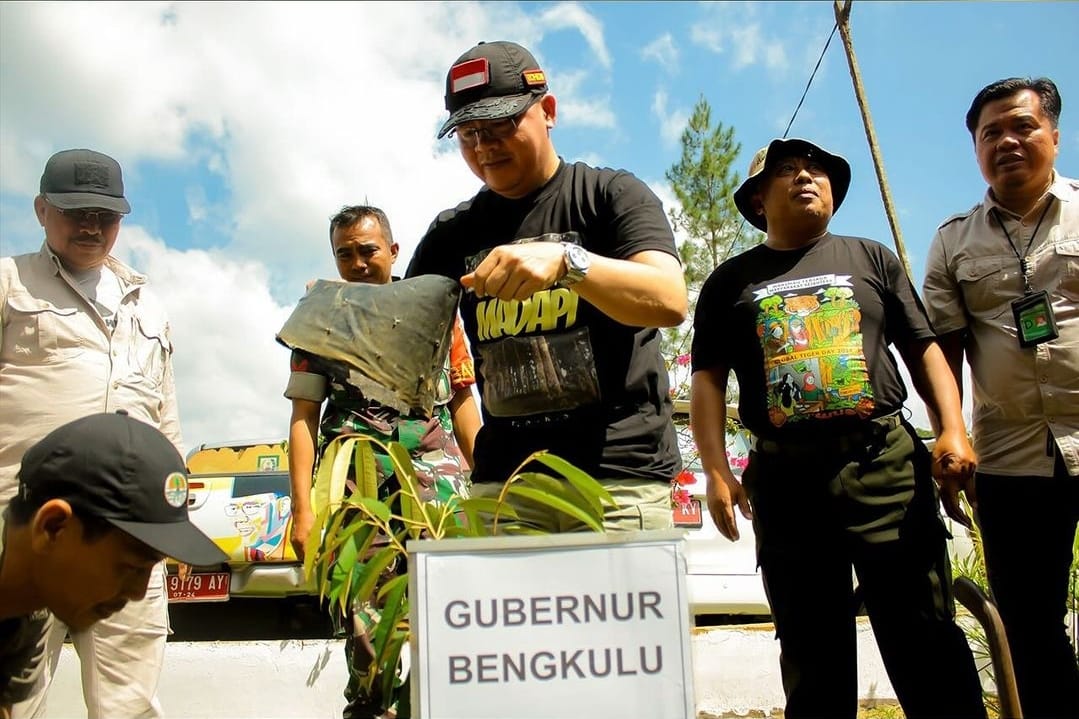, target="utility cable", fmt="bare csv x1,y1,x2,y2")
731,19,841,243
782,21,839,139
